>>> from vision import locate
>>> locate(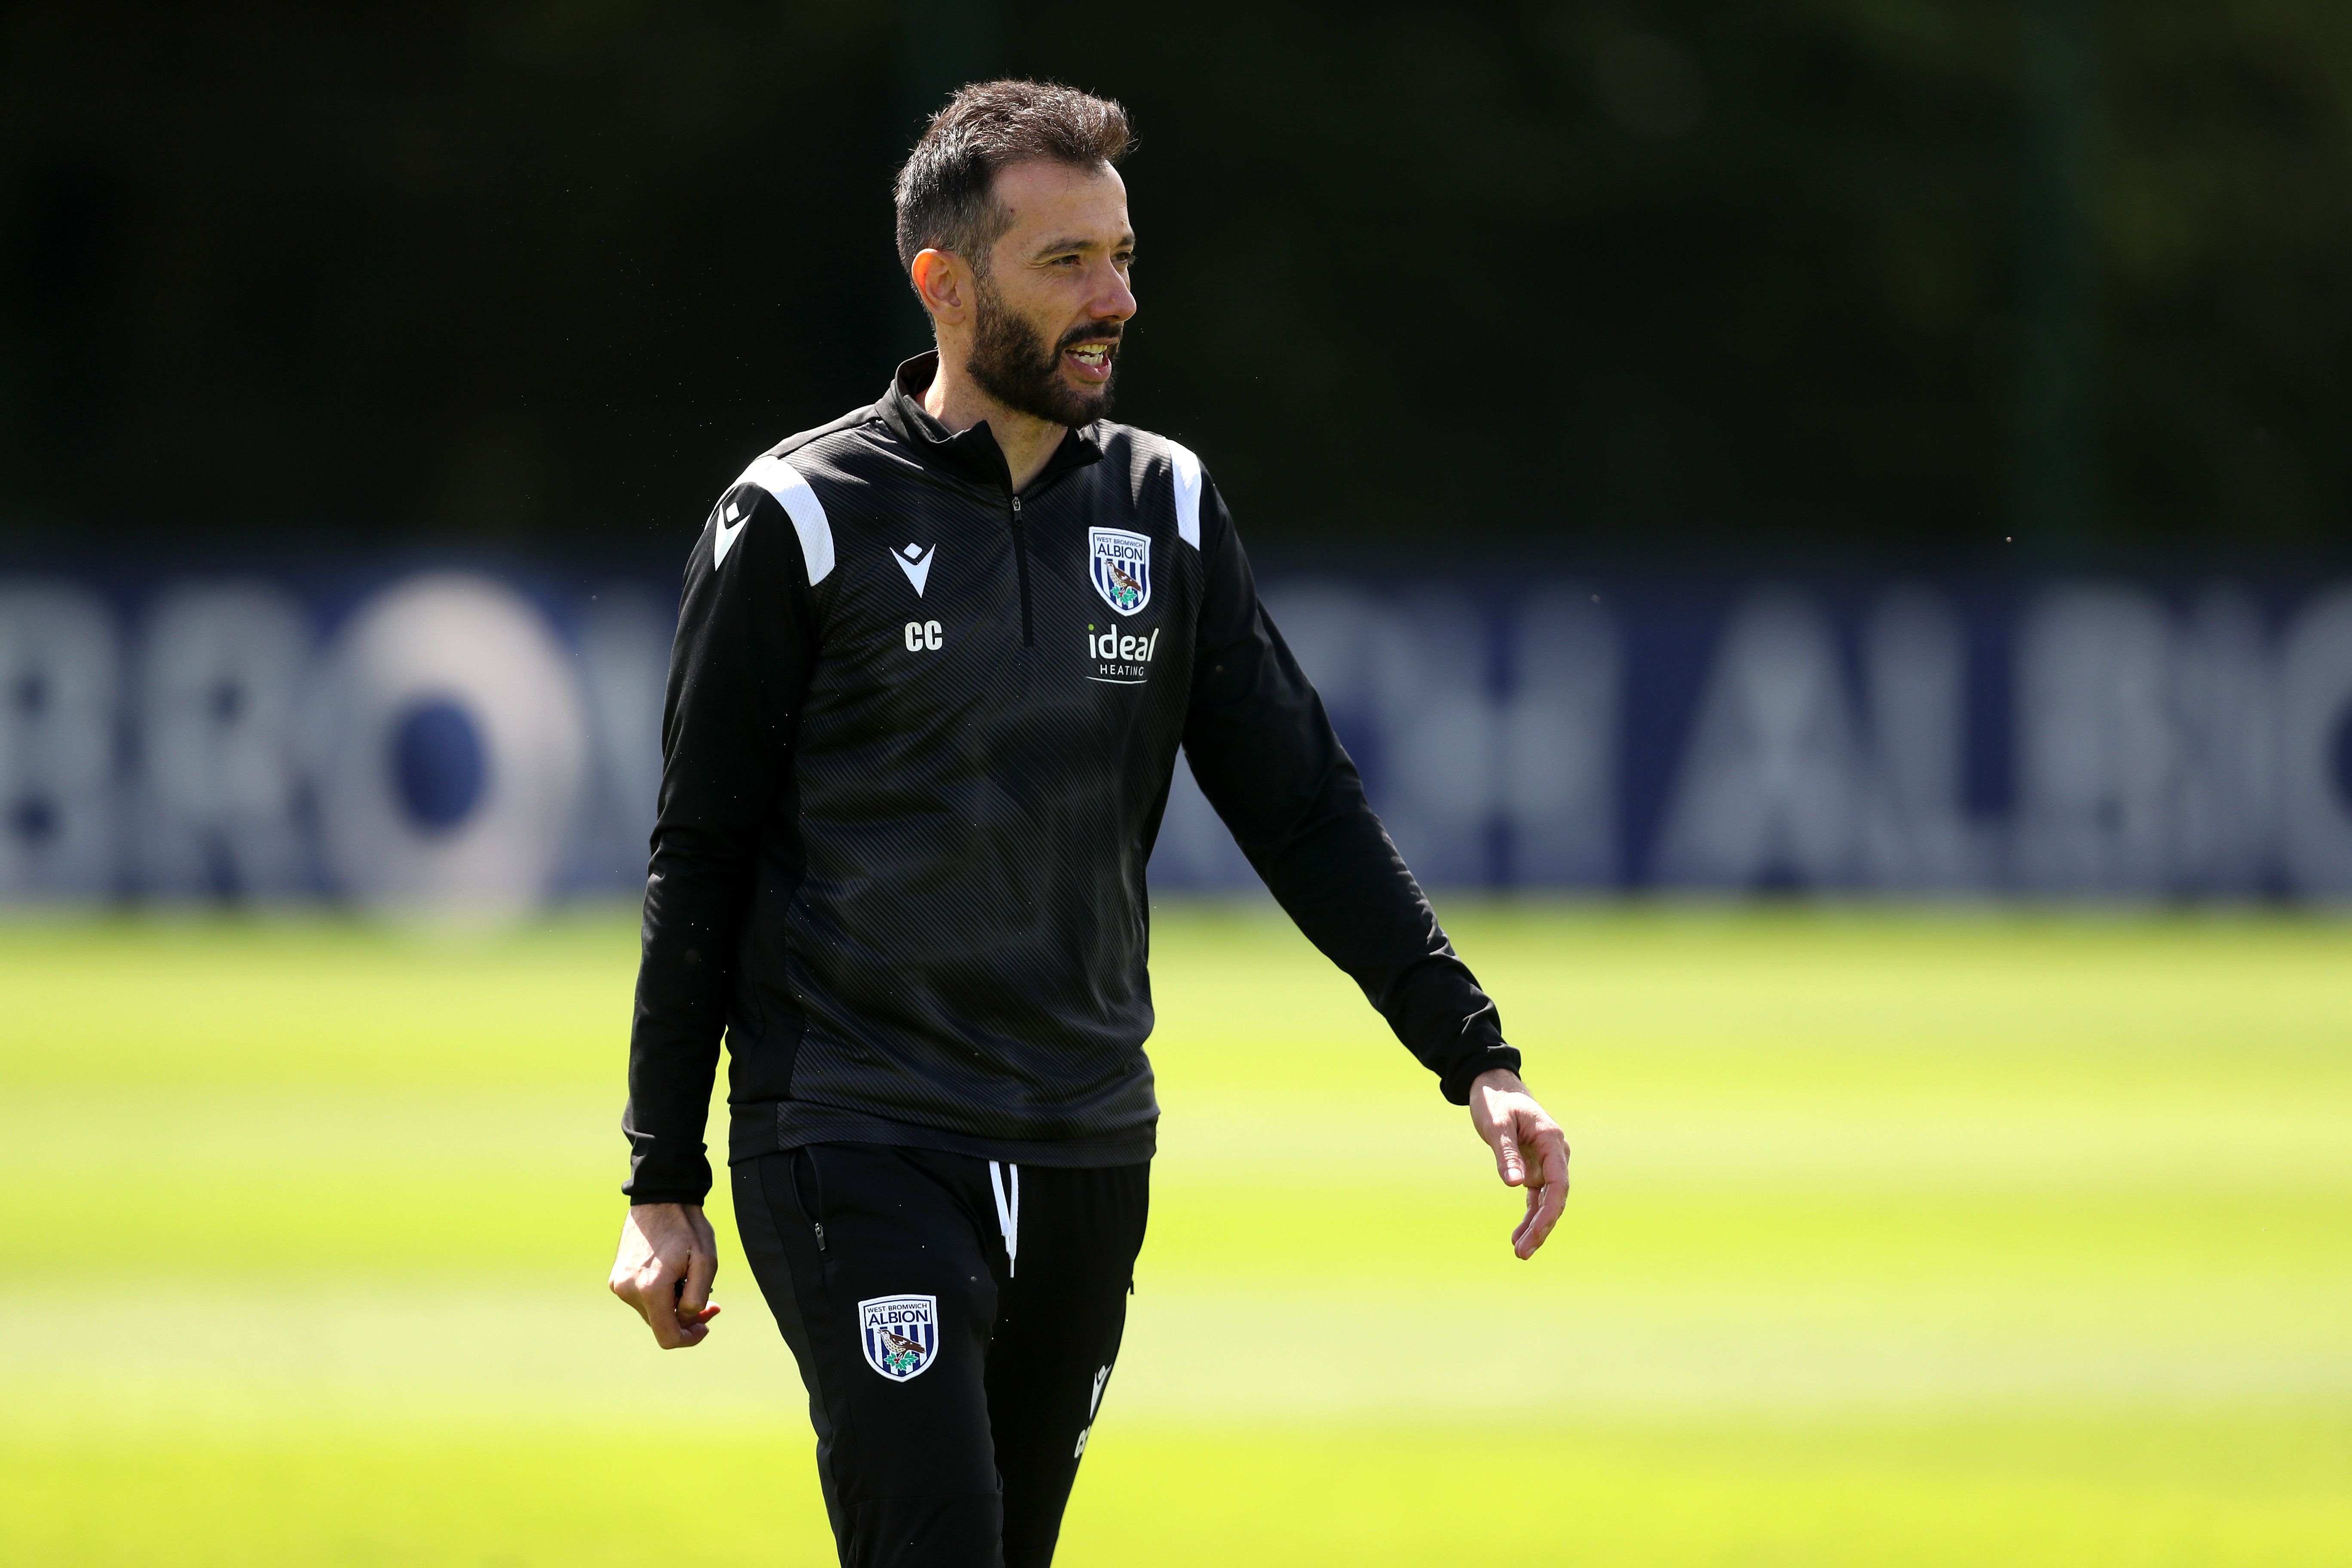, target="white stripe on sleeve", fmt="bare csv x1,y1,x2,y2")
736,453,837,585
1166,440,1204,551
